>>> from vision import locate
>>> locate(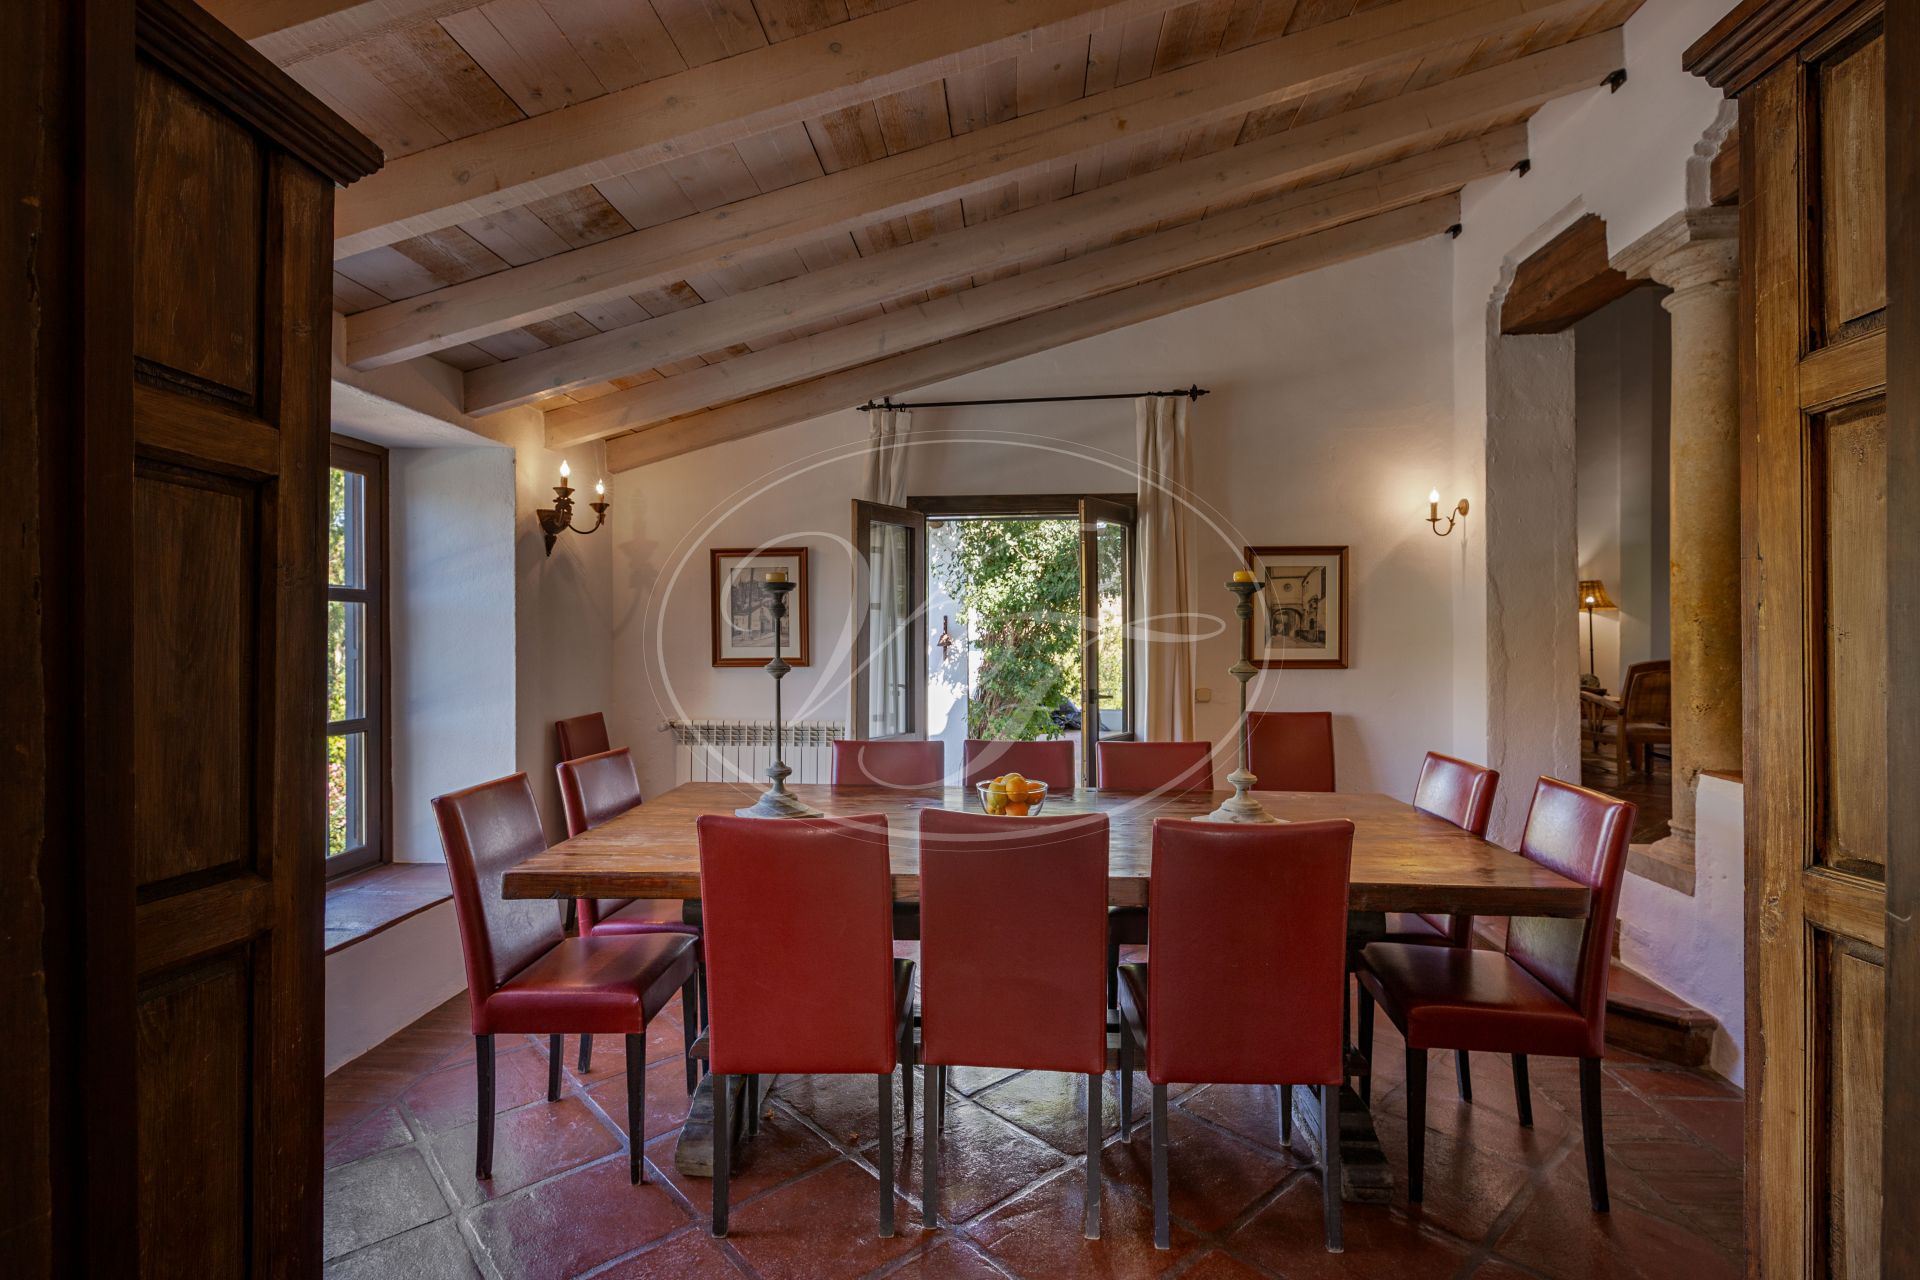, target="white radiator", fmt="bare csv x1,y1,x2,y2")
666,719,844,787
